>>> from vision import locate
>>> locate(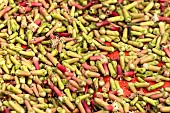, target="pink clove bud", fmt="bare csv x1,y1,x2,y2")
3,107,10,113
43,79,48,85
109,90,118,96
84,0,98,9
30,36,45,44
66,76,72,81
90,56,102,61
34,19,41,26
124,71,135,77
118,0,124,3
81,68,86,75
25,6,32,13
82,101,92,113
30,2,42,7
53,86,63,97
67,85,77,92
19,1,27,7
48,80,54,90
85,84,89,93
72,1,84,9
0,6,11,18
82,62,91,70
105,105,114,111
158,16,170,21
117,64,123,75
163,46,170,58
50,34,55,39
64,72,74,77
33,57,40,70
110,26,120,31
57,63,67,73
111,11,119,16
96,20,110,27
102,63,109,76
160,3,165,12
90,99,95,110
57,32,69,37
